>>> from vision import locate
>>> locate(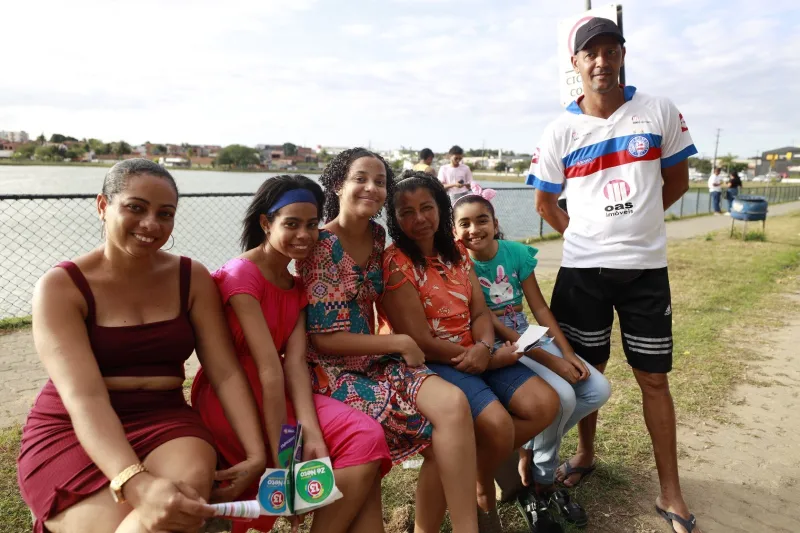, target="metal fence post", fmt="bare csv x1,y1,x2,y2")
679,194,684,217
694,189,700,215
539,217,544,239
